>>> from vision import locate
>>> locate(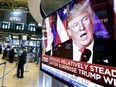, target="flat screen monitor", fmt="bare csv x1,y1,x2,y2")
41,0,116,87
12,40,19,45
13,35,19,39
22,35,27,40
29,41,36,46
